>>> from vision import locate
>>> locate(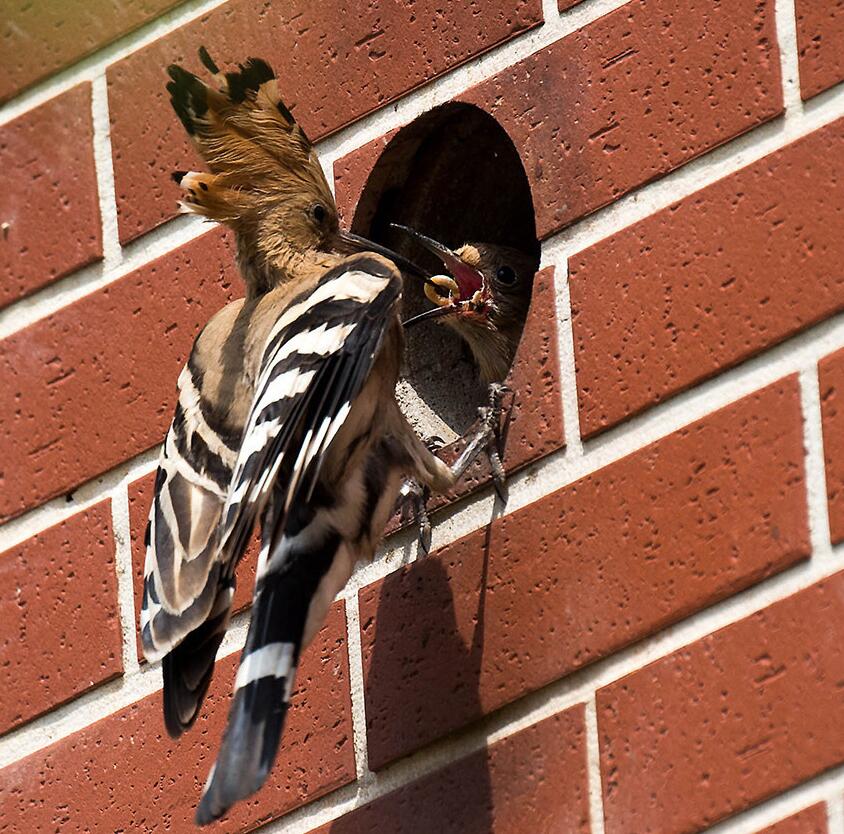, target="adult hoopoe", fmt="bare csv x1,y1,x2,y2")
140,50,502,824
